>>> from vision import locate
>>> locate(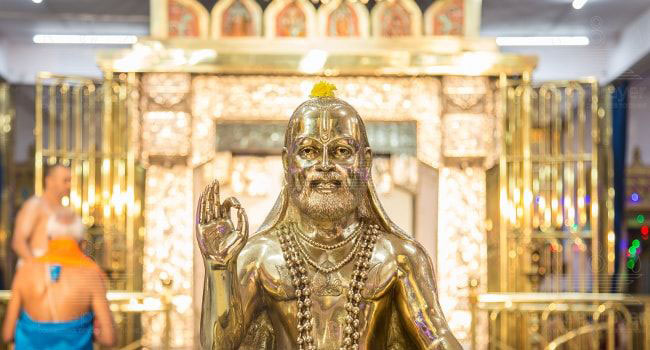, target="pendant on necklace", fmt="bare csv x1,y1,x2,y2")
313,263,344,297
